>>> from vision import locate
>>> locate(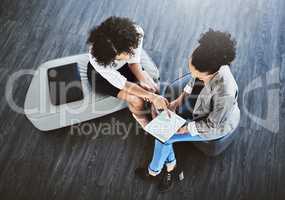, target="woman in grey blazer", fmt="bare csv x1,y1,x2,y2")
135,29,240,192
